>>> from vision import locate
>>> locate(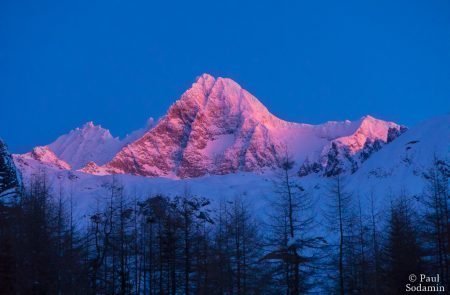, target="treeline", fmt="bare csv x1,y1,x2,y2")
0,155,448,294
